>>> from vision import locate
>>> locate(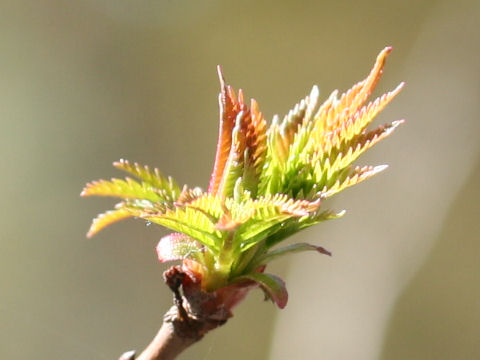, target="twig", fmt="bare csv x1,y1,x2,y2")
116,266,232,360
119,306,201,360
